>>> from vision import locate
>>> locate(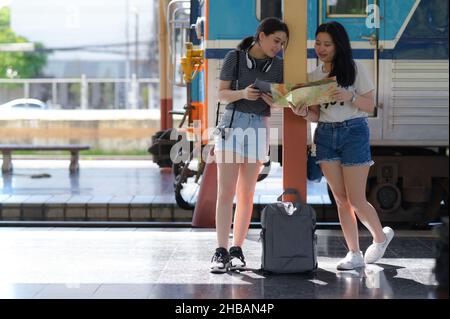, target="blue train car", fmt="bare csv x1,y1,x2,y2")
169,0,448,223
